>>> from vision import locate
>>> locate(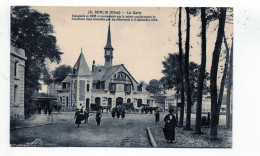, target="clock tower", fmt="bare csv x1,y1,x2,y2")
104,21,114,68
